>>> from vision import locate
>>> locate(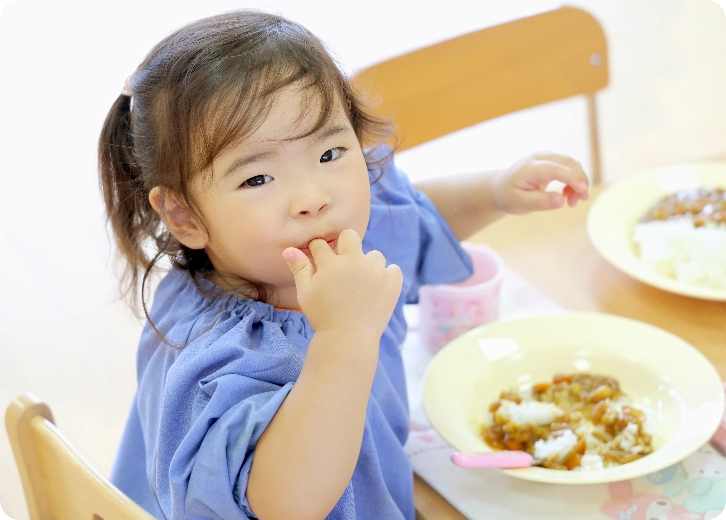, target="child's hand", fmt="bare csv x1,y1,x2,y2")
491,152,590,214
282,229,403,340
